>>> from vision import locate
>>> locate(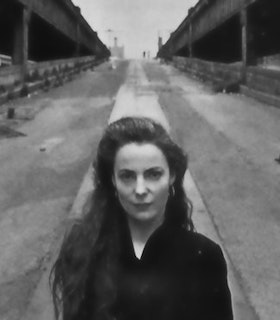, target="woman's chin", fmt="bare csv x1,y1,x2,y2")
128,210,163,224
